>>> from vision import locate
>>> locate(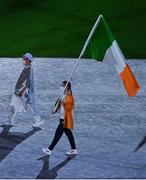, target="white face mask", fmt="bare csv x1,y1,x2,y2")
60,86,65,95
23,60,26,66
